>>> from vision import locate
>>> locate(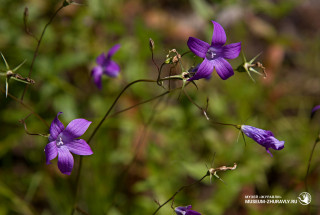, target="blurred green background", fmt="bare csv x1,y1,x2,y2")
1,0,320,214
